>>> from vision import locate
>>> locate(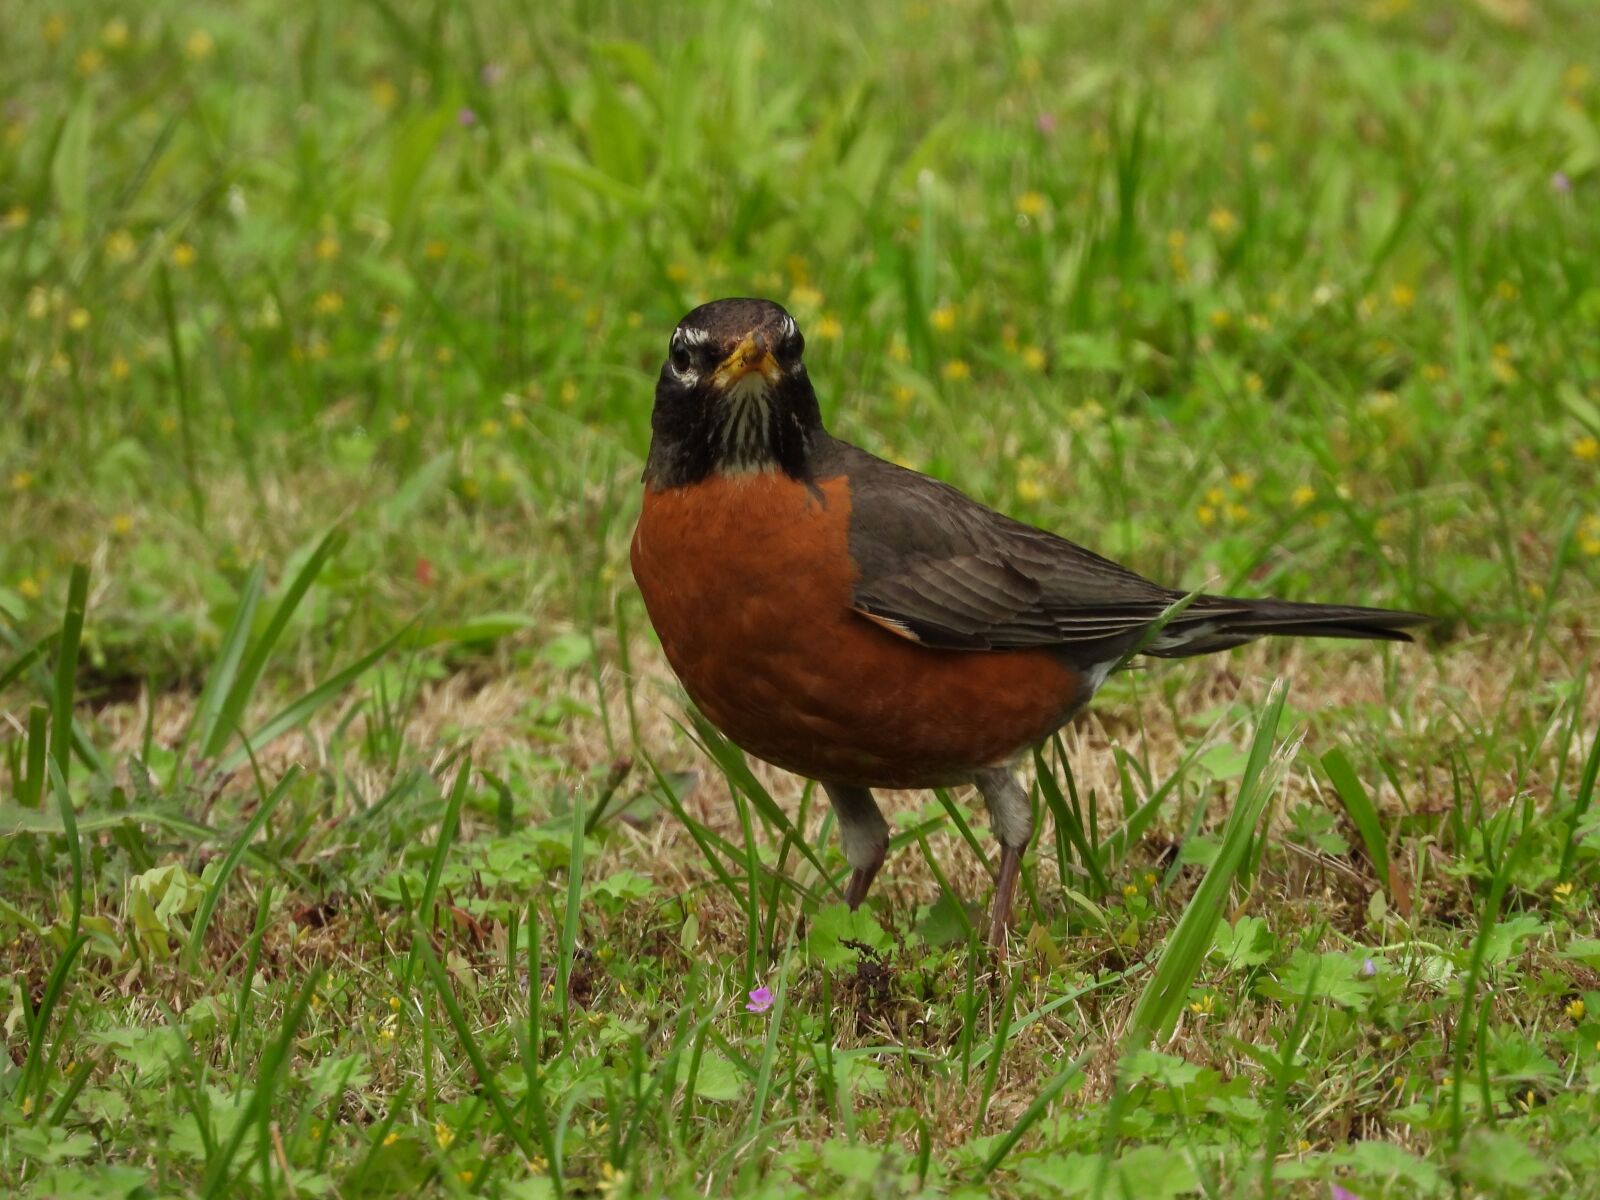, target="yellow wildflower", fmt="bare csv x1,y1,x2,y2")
76,48,105,77
18,577,41,600
11,470,34,491
1017,478,1045,503
813,313,842,340
313,290,343,315
1189,993,1214,1015
1292,484,1316,507
42,16,68,46
1196,505,1216,526
930,304,957,333
1390,283,1415,309
170,242,197,269
434,1121,454,1149
1573,435,1599,462
105,229,137,262
423,239,447,261
1166,229,1187,251
102,17,130,48
3,205,27,230
1016,191,1048,218
67,307,90,331
940,358,970,381
1244,372,1263,394
1495,280,1519,301
371,78,399,109
314,235,341,261
109,355,130,381
787,283,822,311
184,30,215,61
1208,208,1238,235
111,513,135,537
1209,308,1232,329
887,338,910,363
1422,363,1447,382
479,418,501,438
1021,345,1046,371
